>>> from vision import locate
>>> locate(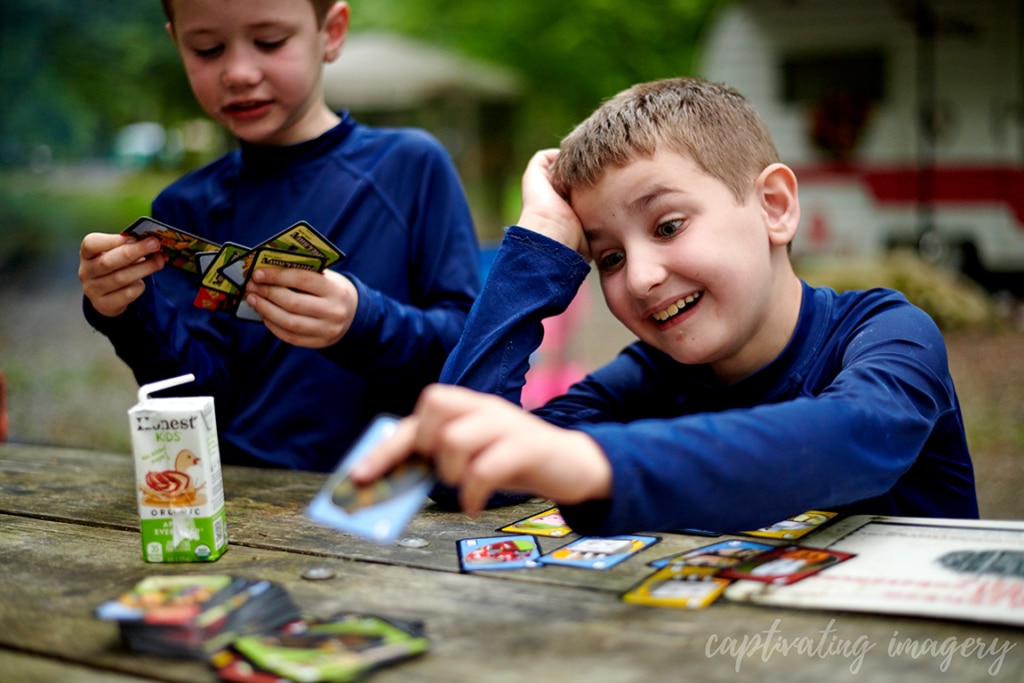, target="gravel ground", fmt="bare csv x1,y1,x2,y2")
2,260,1021,520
